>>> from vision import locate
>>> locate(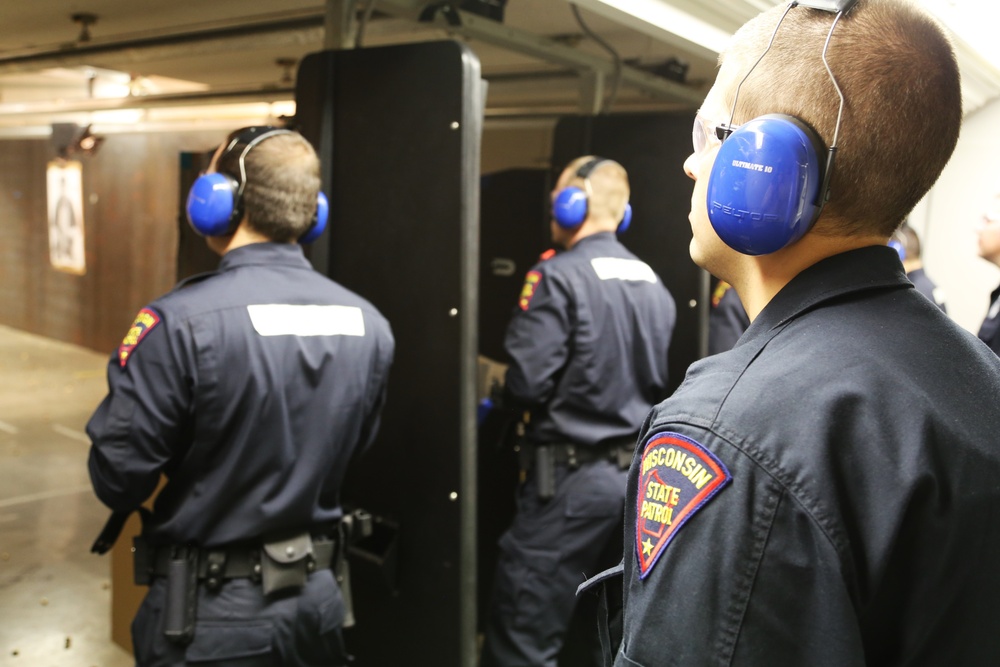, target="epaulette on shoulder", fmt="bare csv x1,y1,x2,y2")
539,248,557,262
